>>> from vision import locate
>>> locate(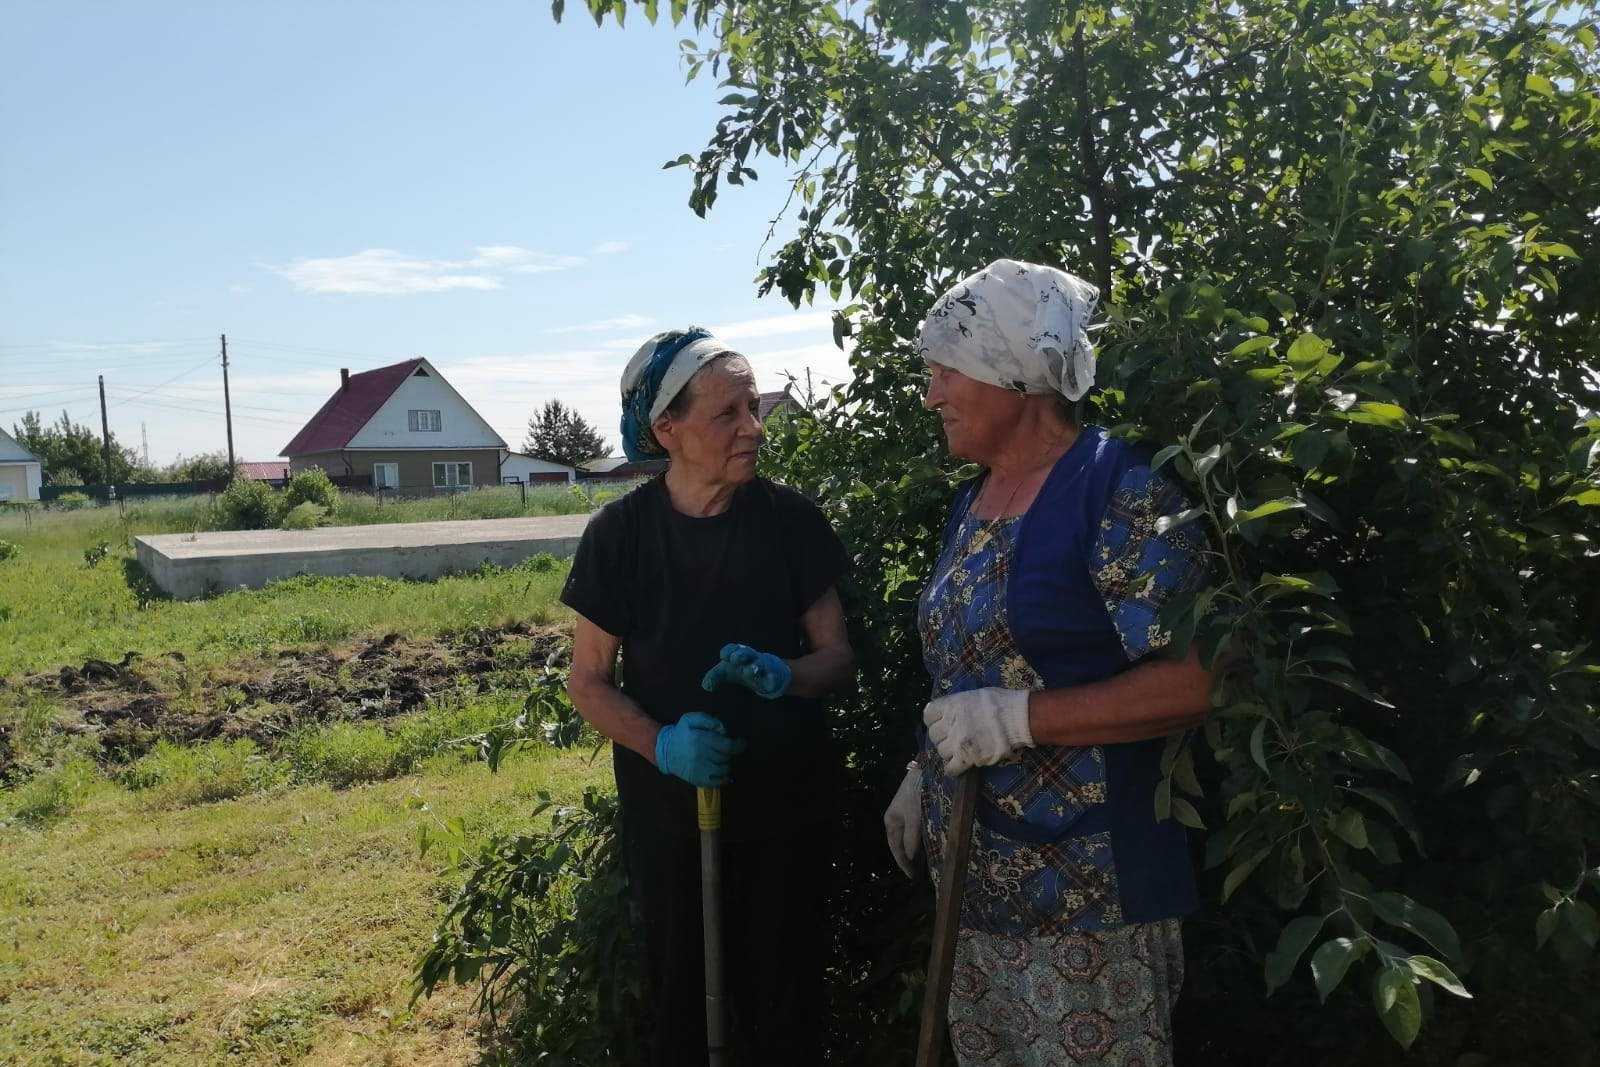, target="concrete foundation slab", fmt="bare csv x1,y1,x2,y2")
135,514,592,600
